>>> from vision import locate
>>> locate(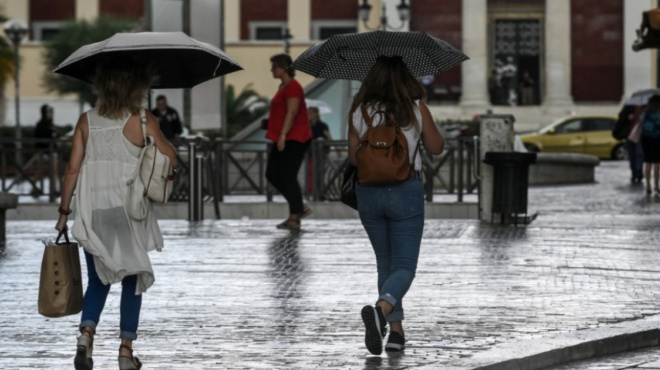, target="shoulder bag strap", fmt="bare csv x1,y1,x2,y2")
125,109,150,221
140,108,148,144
